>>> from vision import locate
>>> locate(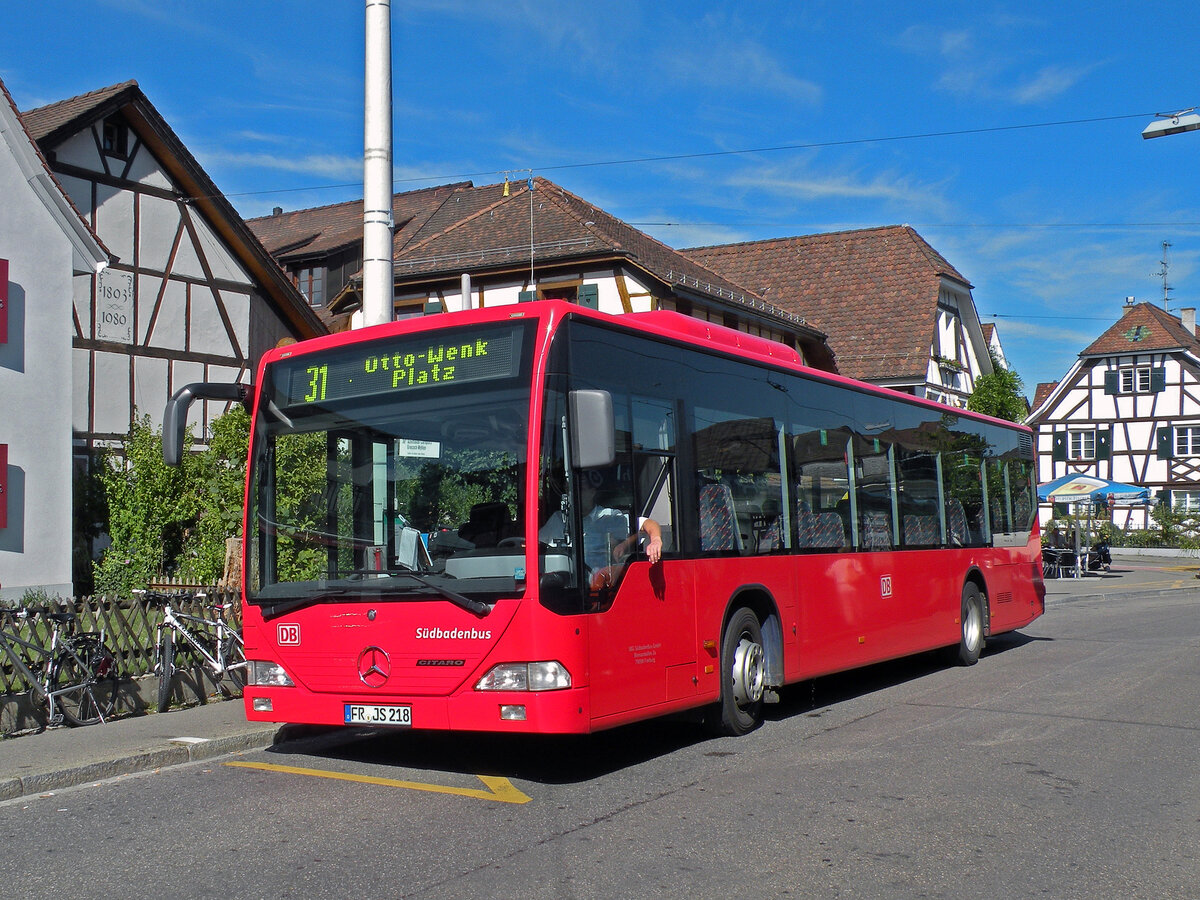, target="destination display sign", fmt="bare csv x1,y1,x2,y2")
273,323,524,407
